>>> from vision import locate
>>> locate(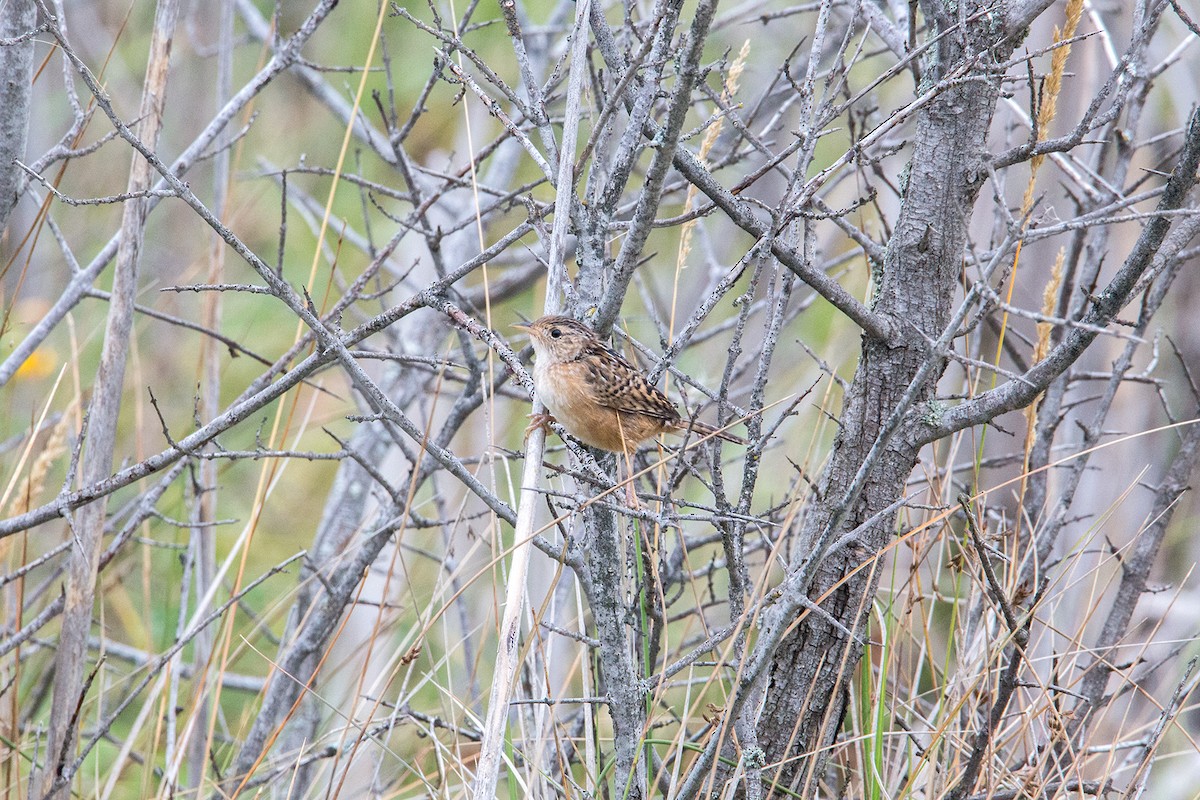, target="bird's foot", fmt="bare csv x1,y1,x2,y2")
524,412,557,440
